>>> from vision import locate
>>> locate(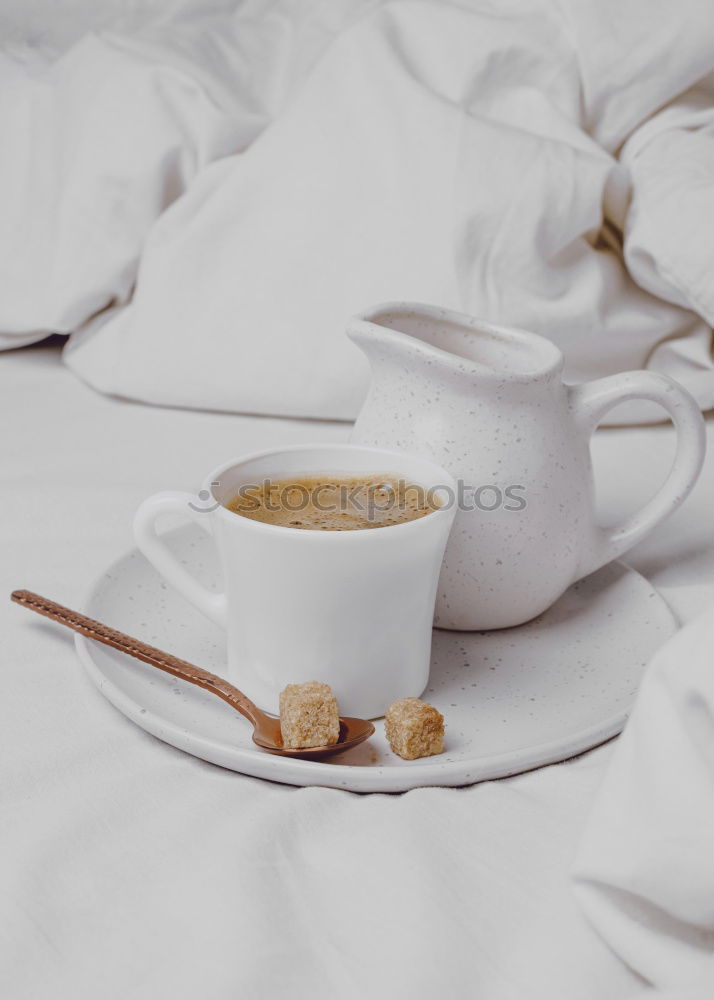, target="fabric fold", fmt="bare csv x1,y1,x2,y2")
573,602,714,990
1,0,713,421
